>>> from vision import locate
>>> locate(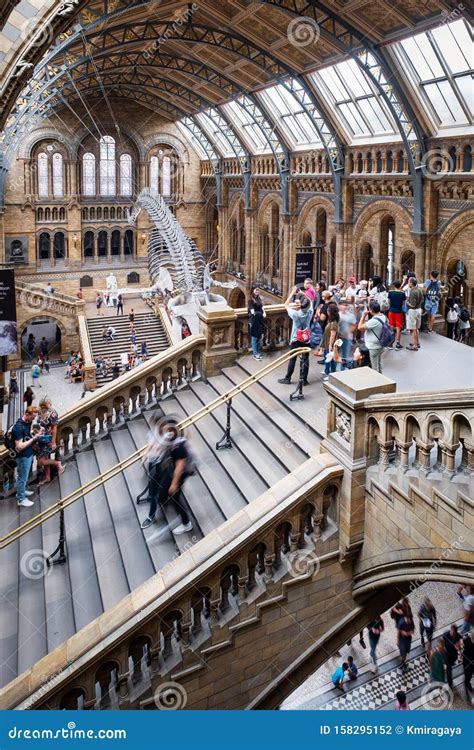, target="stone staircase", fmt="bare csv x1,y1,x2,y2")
86,312,170,385
0,355,323,690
